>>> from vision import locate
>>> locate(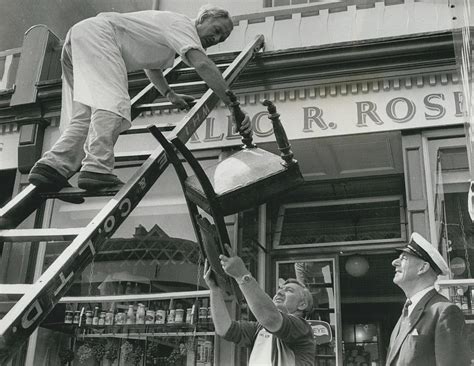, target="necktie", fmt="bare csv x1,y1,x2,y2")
402,299,412,318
